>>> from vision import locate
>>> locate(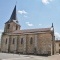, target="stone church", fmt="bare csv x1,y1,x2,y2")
1,5,55,55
